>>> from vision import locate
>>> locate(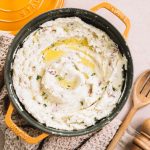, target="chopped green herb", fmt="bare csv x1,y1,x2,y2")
64,28,69,32
43,104,47,107
79,121,84,124
51,116,54,120
112,87,117,91
107,81,110,84
51,43,54,47
91,73,96,76
74,64,79,70
80,101,84,106
42,92,46,96
94,117,98,122
57,76,63,81
36,75,41,80
98,97,101,100
67,85,71,88
44,96,48,99
102,86,107,90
